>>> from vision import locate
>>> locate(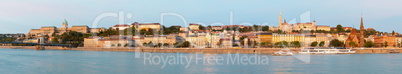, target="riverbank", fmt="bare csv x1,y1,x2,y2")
1,46,402,54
